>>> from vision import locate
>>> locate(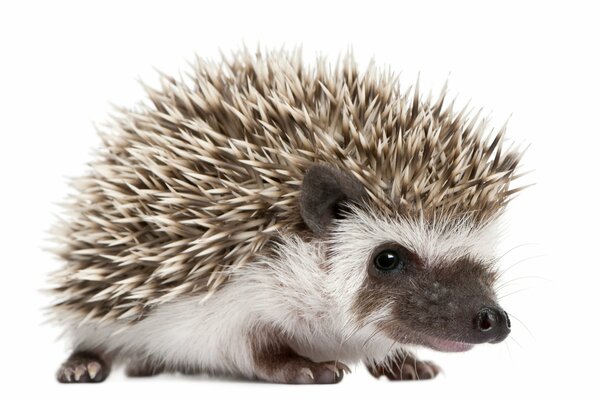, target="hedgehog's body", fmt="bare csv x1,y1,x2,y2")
51,49,524,384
